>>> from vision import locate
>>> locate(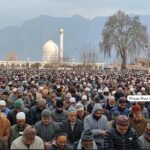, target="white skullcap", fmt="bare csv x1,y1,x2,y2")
69,97,76,103
81,95,87,100
75,103,84,111
0,100,6,106
98,89,103,93
13,88,17,92
85,87,90,92
141,87,145,91
103,87,109,92
112,91,116,95
148,80,150,84
16,112,26,120
130,87,134,92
